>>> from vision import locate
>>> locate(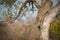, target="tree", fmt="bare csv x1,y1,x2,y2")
0,0,60,40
